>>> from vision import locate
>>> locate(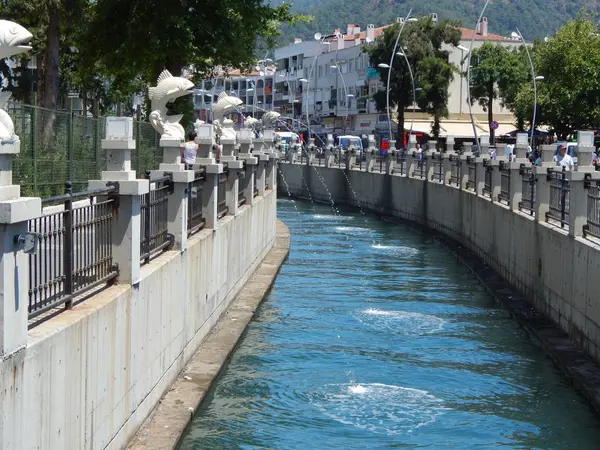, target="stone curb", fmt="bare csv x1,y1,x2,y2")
127,220,291,449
